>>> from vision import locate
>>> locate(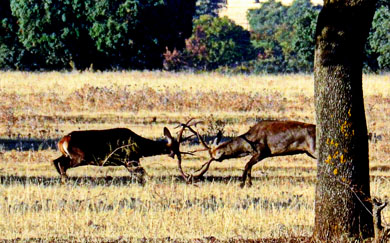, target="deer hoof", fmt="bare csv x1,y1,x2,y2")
185,174,193,183
60,175,68,184
136,172,148,186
